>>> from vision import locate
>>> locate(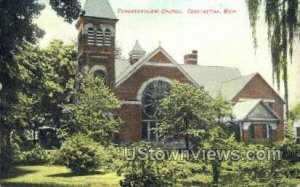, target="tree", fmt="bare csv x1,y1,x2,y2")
9,40,76,147
290,102,300,121
158,82,232,150
247,0,299,119
64,74,122,145
0,0,80,171
204,127,238,186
